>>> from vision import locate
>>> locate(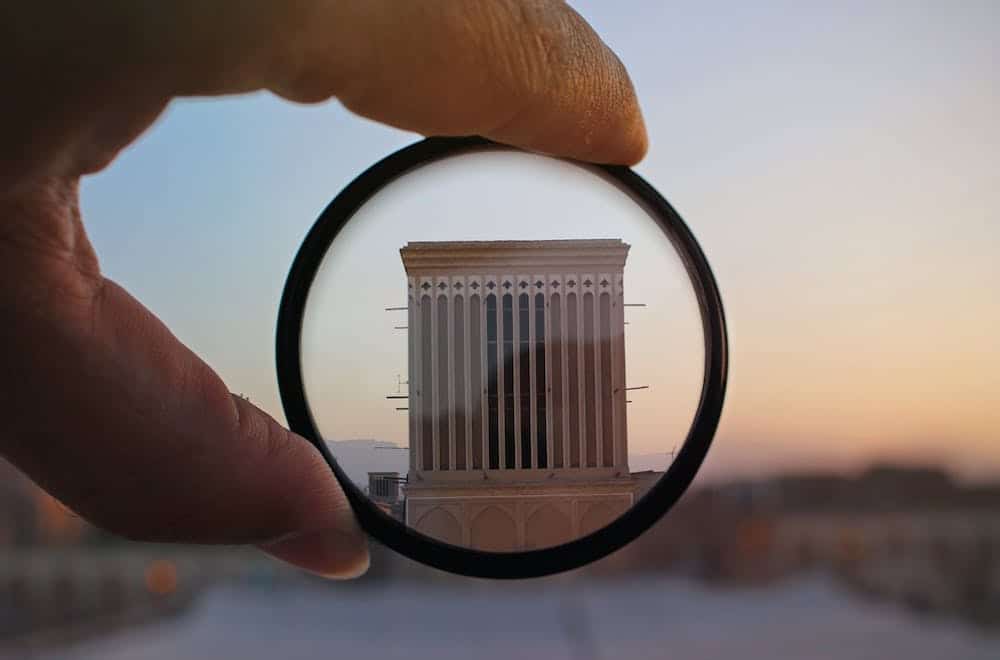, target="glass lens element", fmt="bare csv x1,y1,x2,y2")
300,149,704,551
